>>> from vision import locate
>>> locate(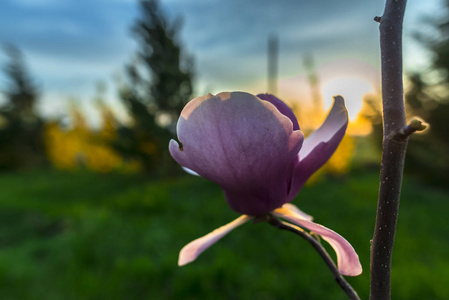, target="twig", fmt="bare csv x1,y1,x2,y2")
370,1,411,299
394,118,427,139
266,214,360,300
